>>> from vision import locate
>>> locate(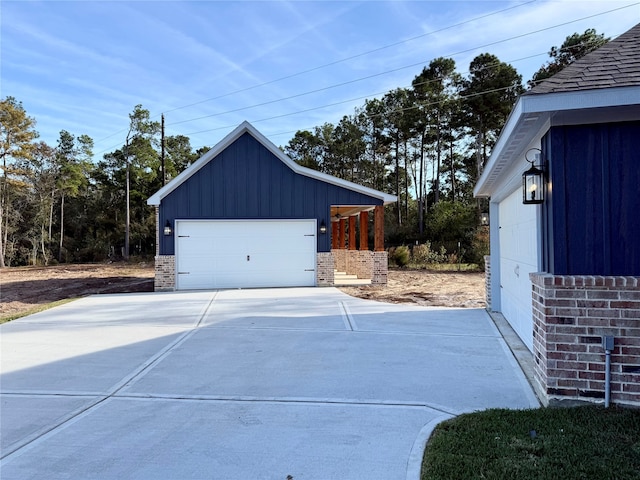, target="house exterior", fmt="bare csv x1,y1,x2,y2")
147,121,396,291
475,23,640,406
